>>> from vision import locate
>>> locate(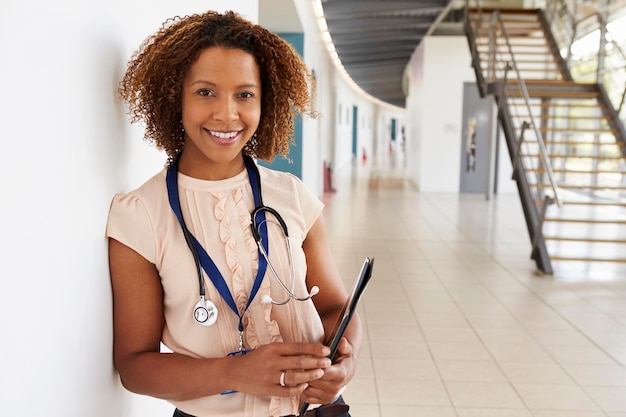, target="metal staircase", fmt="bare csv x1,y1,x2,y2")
464,5,626,273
